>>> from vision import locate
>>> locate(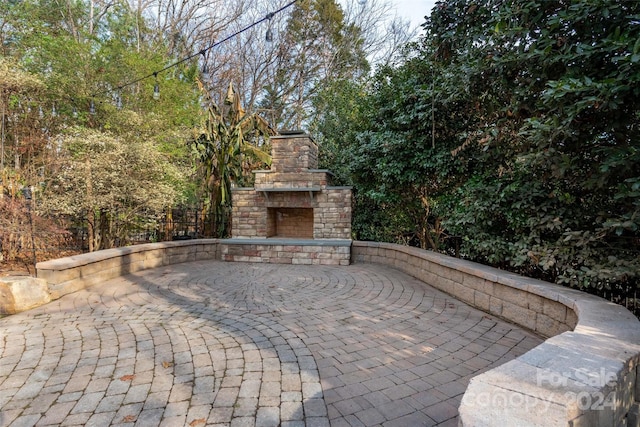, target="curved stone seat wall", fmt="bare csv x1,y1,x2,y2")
36,240,219,300
352,241,640,427
33,239,640,426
